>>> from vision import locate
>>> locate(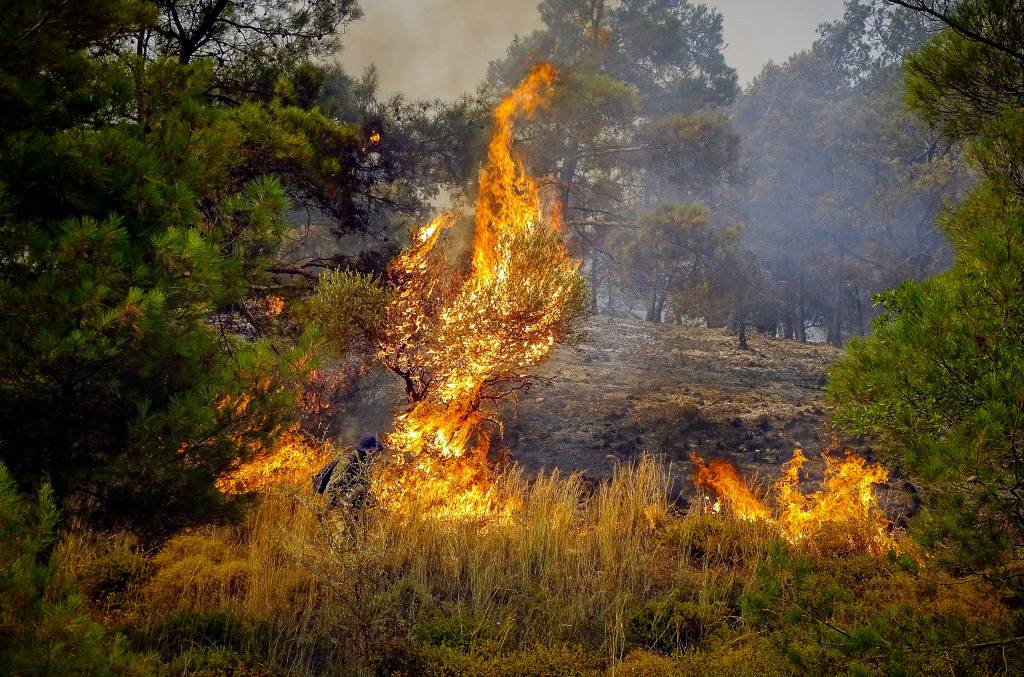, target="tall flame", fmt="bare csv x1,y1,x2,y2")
376,64,585,518
692,448,900,555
